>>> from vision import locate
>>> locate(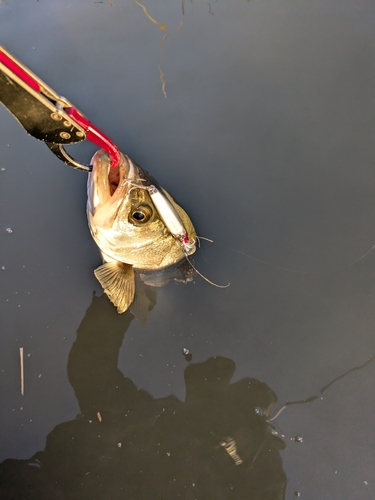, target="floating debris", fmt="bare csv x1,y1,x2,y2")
182,347,192,361
20,347,24,396
133,0,167,31
97,411,102,422
133,0,169,97
254,407,263,416
28,458,42,468
6,228,13,233
292,435,303,443
220,437,243,465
